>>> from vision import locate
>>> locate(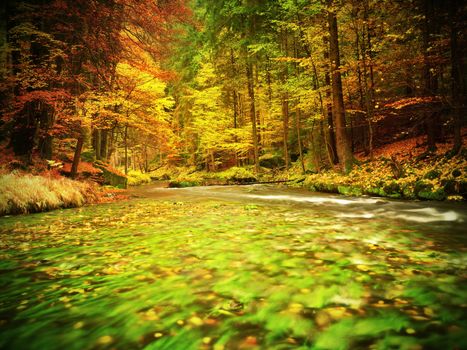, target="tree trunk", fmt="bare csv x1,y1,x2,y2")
449,0,463,154
362,0,375,159
39,107,54,159
93,129,102,160
124,123,129,175
246,61,260,174
323,37,339,165
281,29,290,170
423,0,438,152
210,150,216,171
144,143,148,172
101,129,108,160
282,96,289,170
328,1,353,173
230,49,238,130
297,108,305,174
71,129,84,178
